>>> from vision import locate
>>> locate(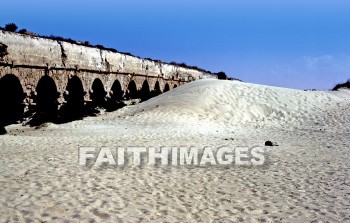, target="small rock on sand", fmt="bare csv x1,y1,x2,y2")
265,141,279,146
